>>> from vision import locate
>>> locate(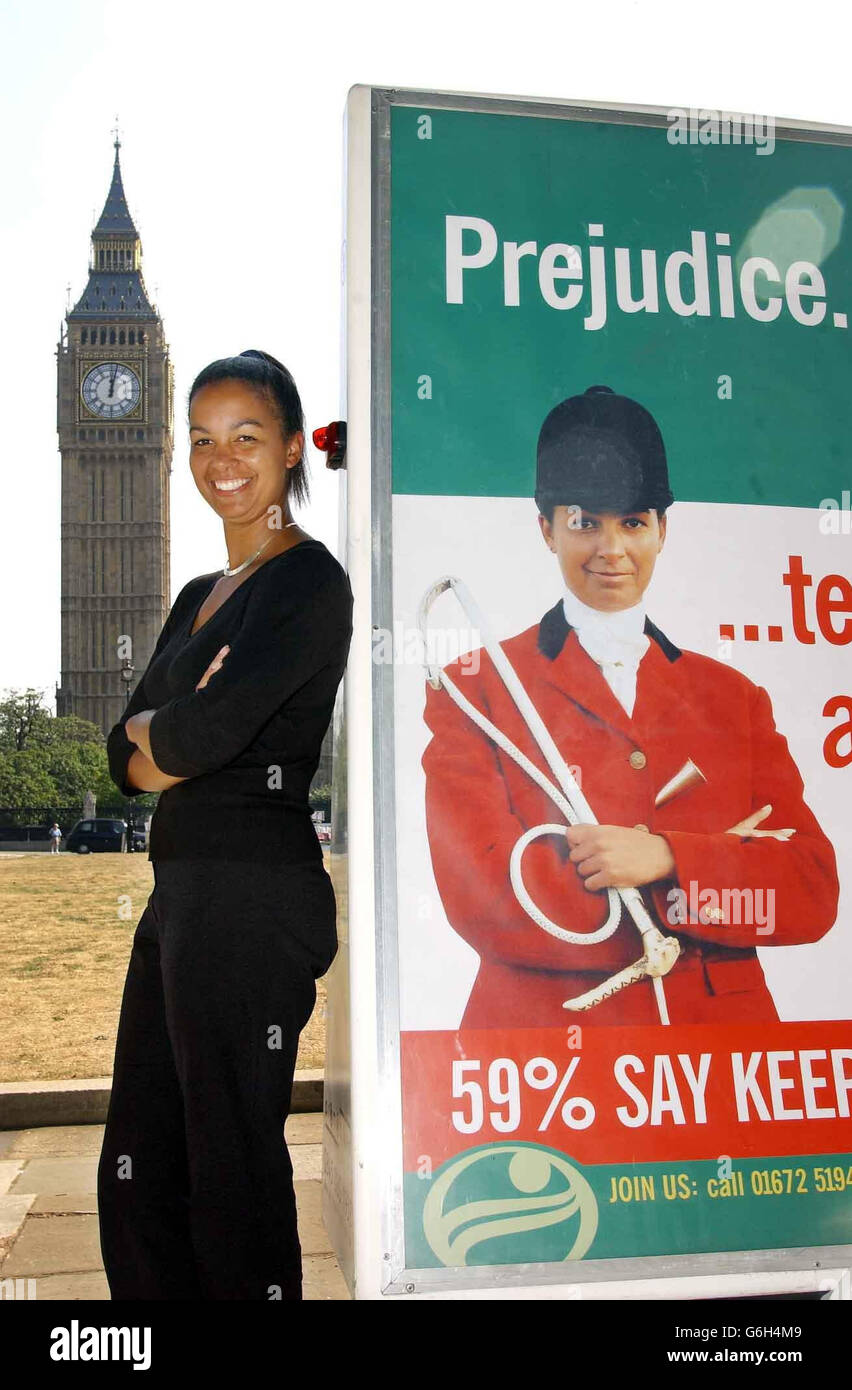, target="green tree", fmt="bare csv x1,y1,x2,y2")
0,688,158,815
0,748,56,807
